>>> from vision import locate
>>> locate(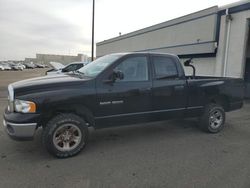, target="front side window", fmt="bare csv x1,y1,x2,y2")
152,56,178,79
115,56,148,82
